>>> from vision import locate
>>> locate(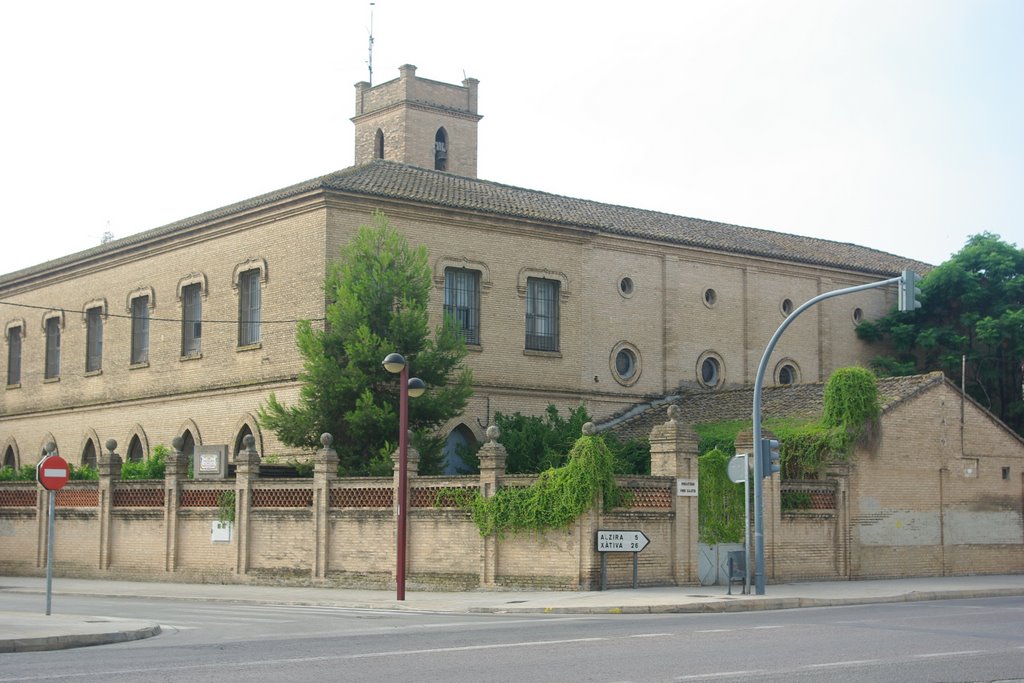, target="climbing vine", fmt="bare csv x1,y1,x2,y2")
444,434,627,537
697,448,744,544
693,367,881,478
